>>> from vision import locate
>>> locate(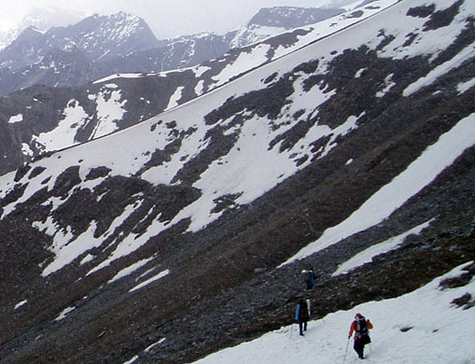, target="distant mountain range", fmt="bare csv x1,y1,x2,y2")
0,5,352,176
0,6,346,97
0,7,86,51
